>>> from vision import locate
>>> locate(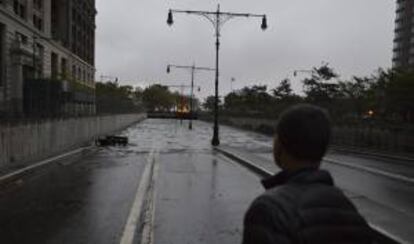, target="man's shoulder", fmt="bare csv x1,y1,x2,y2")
260,181,356,212
260,183,307,207
247,185,299,218
247,184,304,222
